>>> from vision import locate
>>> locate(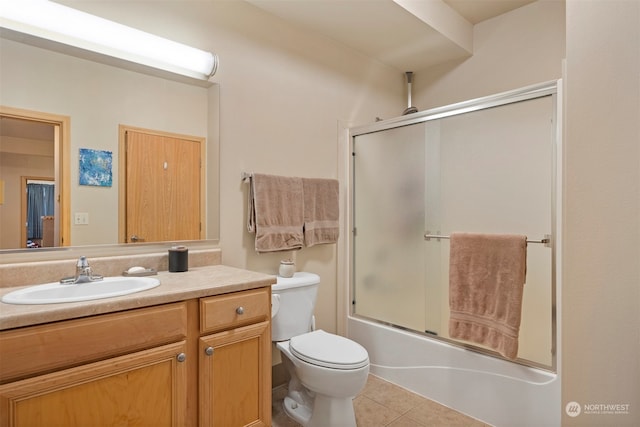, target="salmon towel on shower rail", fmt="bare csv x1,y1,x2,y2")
448,232,527,360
